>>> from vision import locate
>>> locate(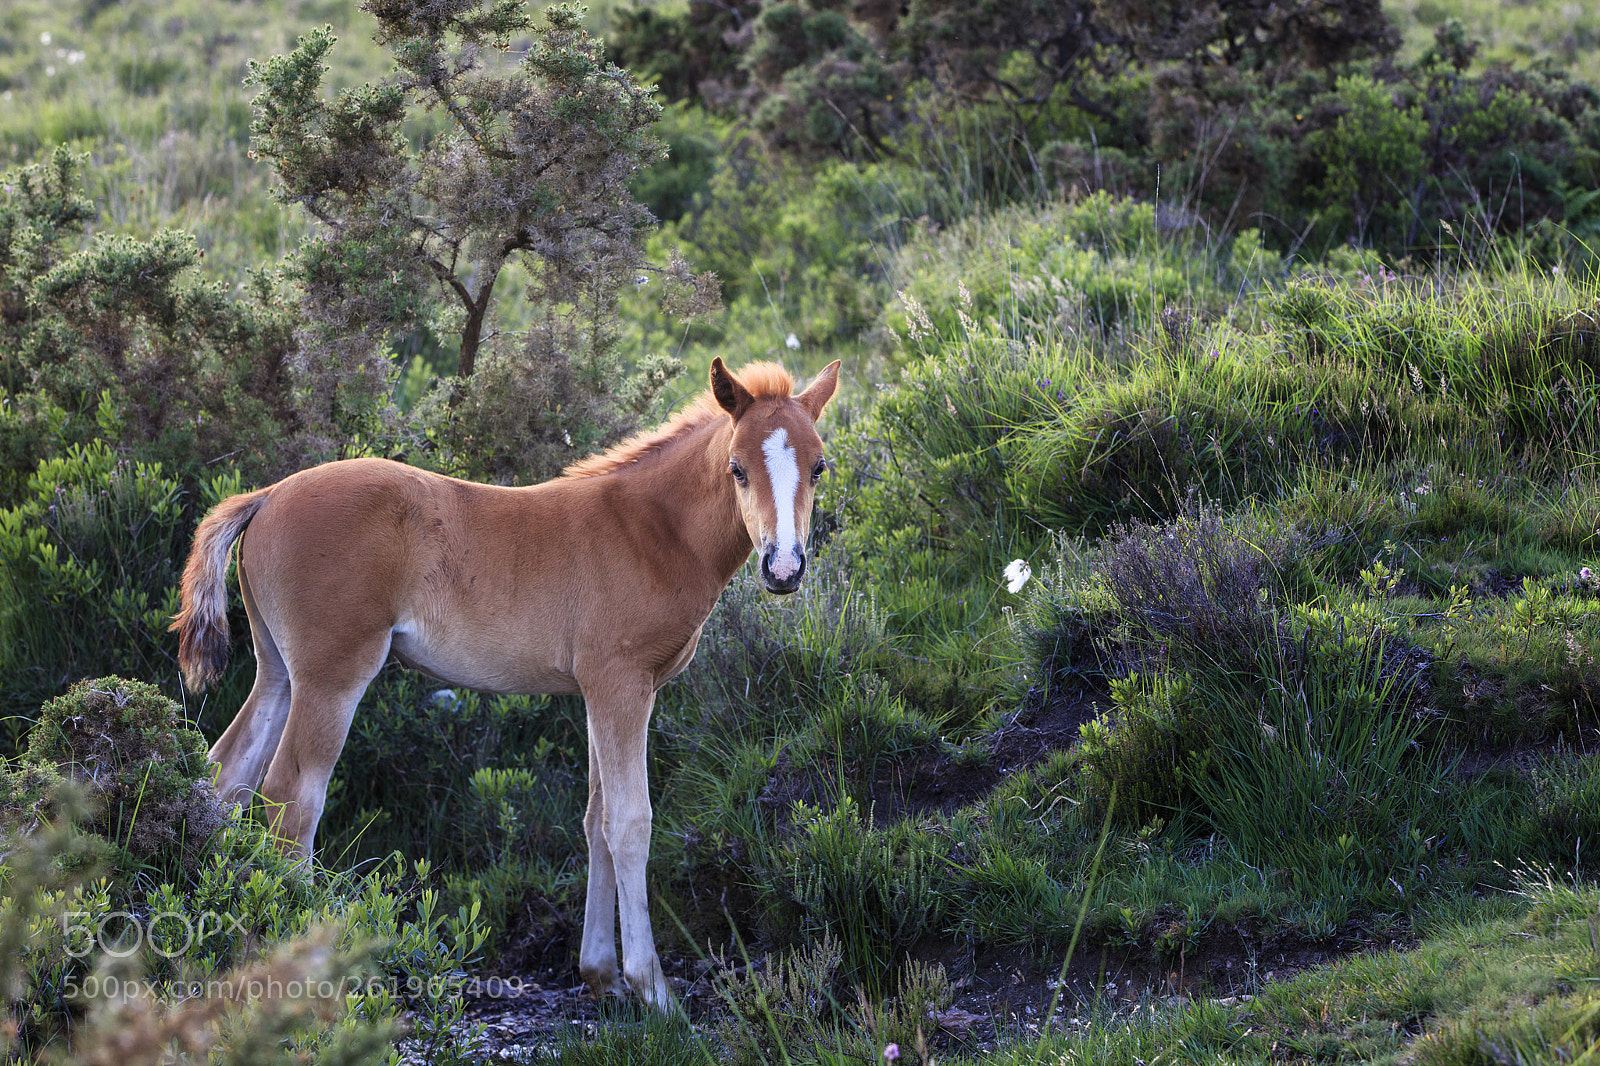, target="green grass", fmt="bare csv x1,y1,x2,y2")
0,0,390,277
1389,0,1600,84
